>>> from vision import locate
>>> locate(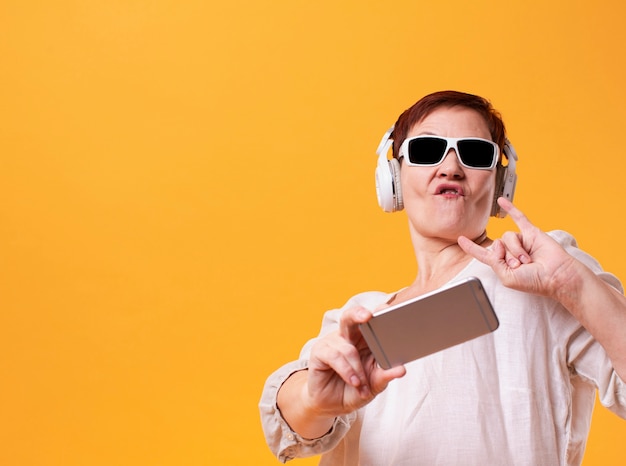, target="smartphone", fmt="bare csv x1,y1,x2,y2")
359,276,499,369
